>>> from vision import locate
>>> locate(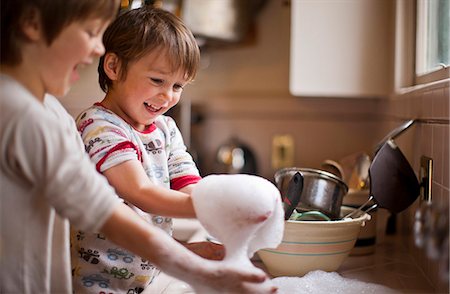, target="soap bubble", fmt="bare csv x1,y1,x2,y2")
272,270,399,294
